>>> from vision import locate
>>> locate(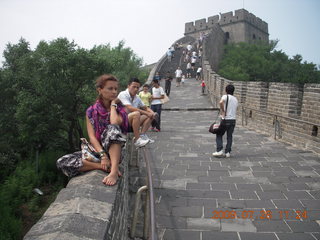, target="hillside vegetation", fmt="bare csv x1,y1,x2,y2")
0,38,148,239
218,40,320,83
